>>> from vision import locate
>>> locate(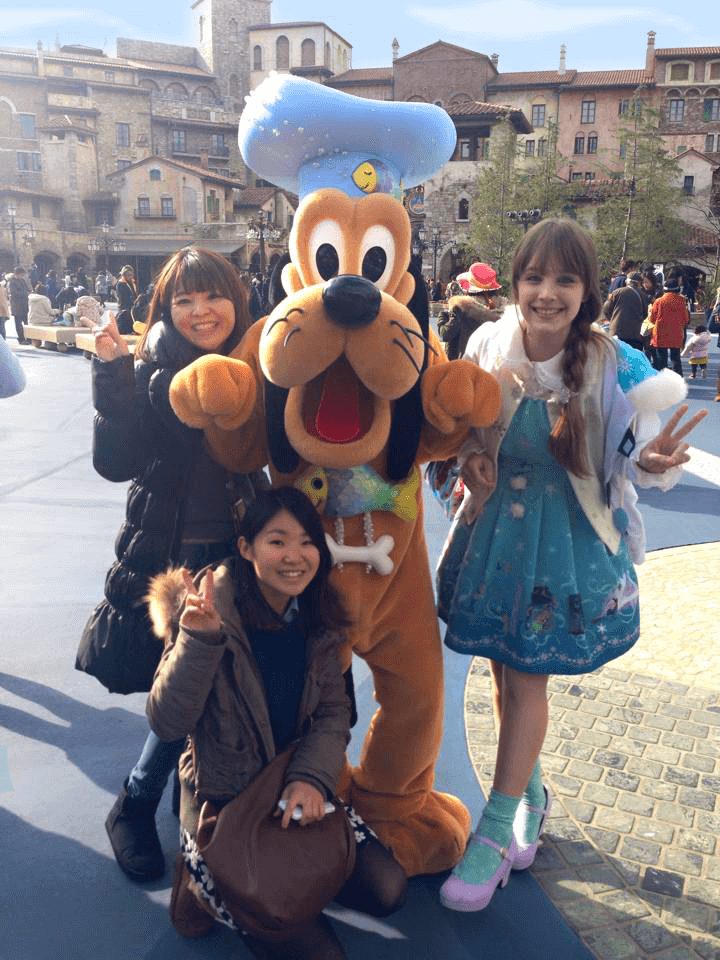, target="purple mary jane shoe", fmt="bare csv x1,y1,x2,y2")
439,835,517,912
